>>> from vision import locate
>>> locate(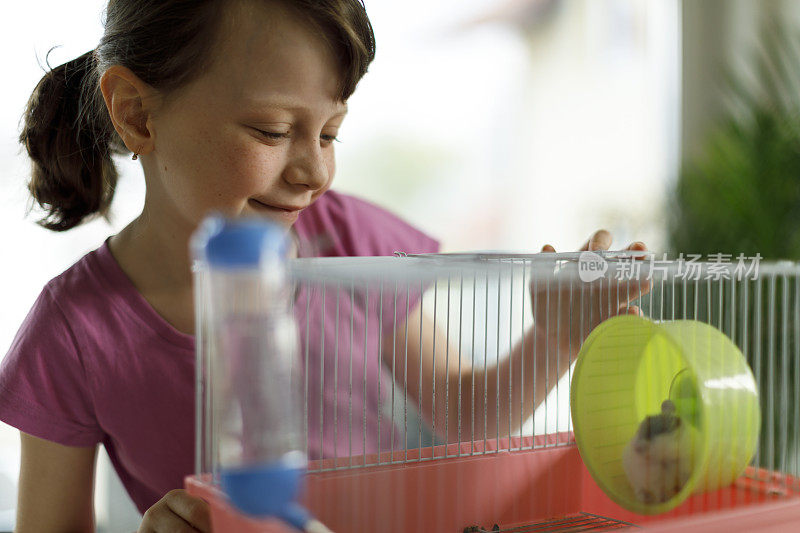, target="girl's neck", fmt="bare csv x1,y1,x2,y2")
109,215,195,295
109,214,300,295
